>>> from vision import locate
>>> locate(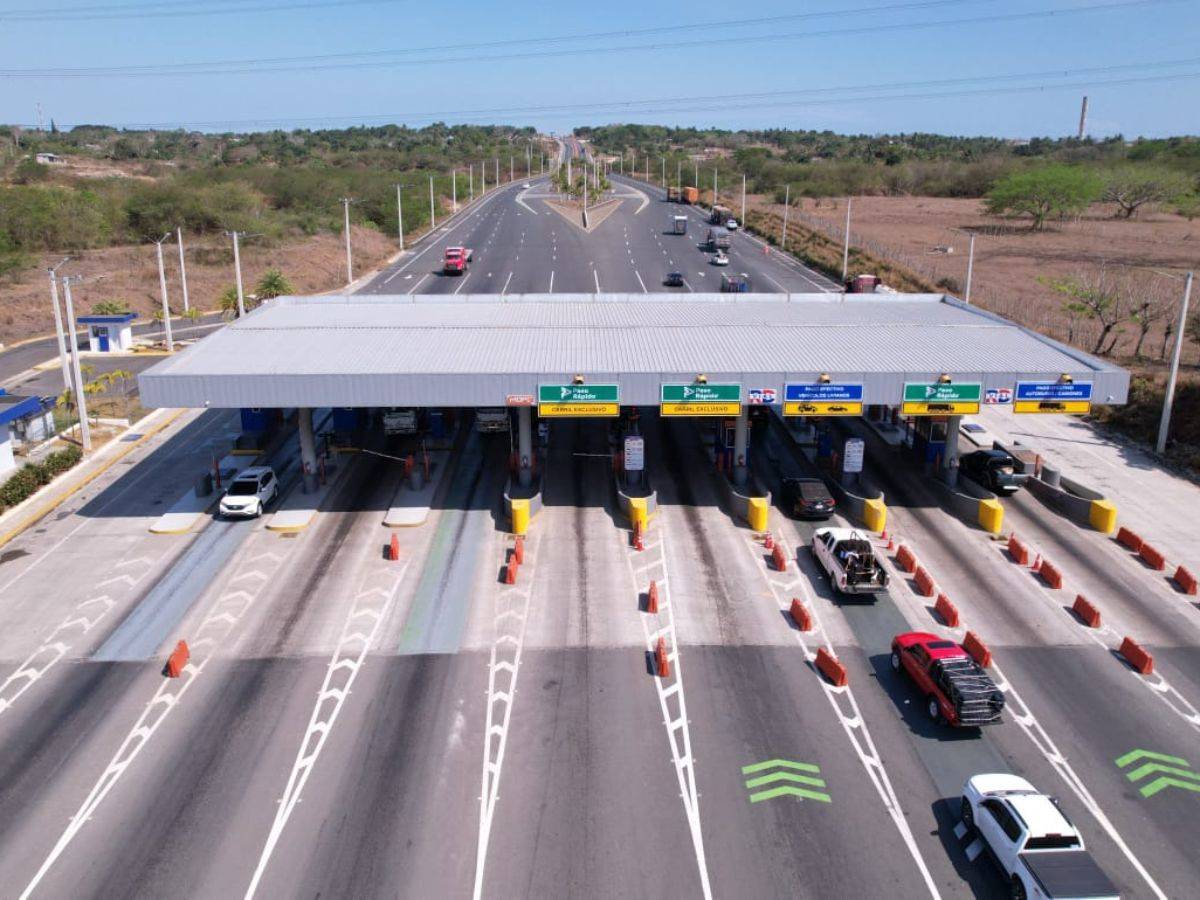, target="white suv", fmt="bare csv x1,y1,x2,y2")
219,466,278,518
